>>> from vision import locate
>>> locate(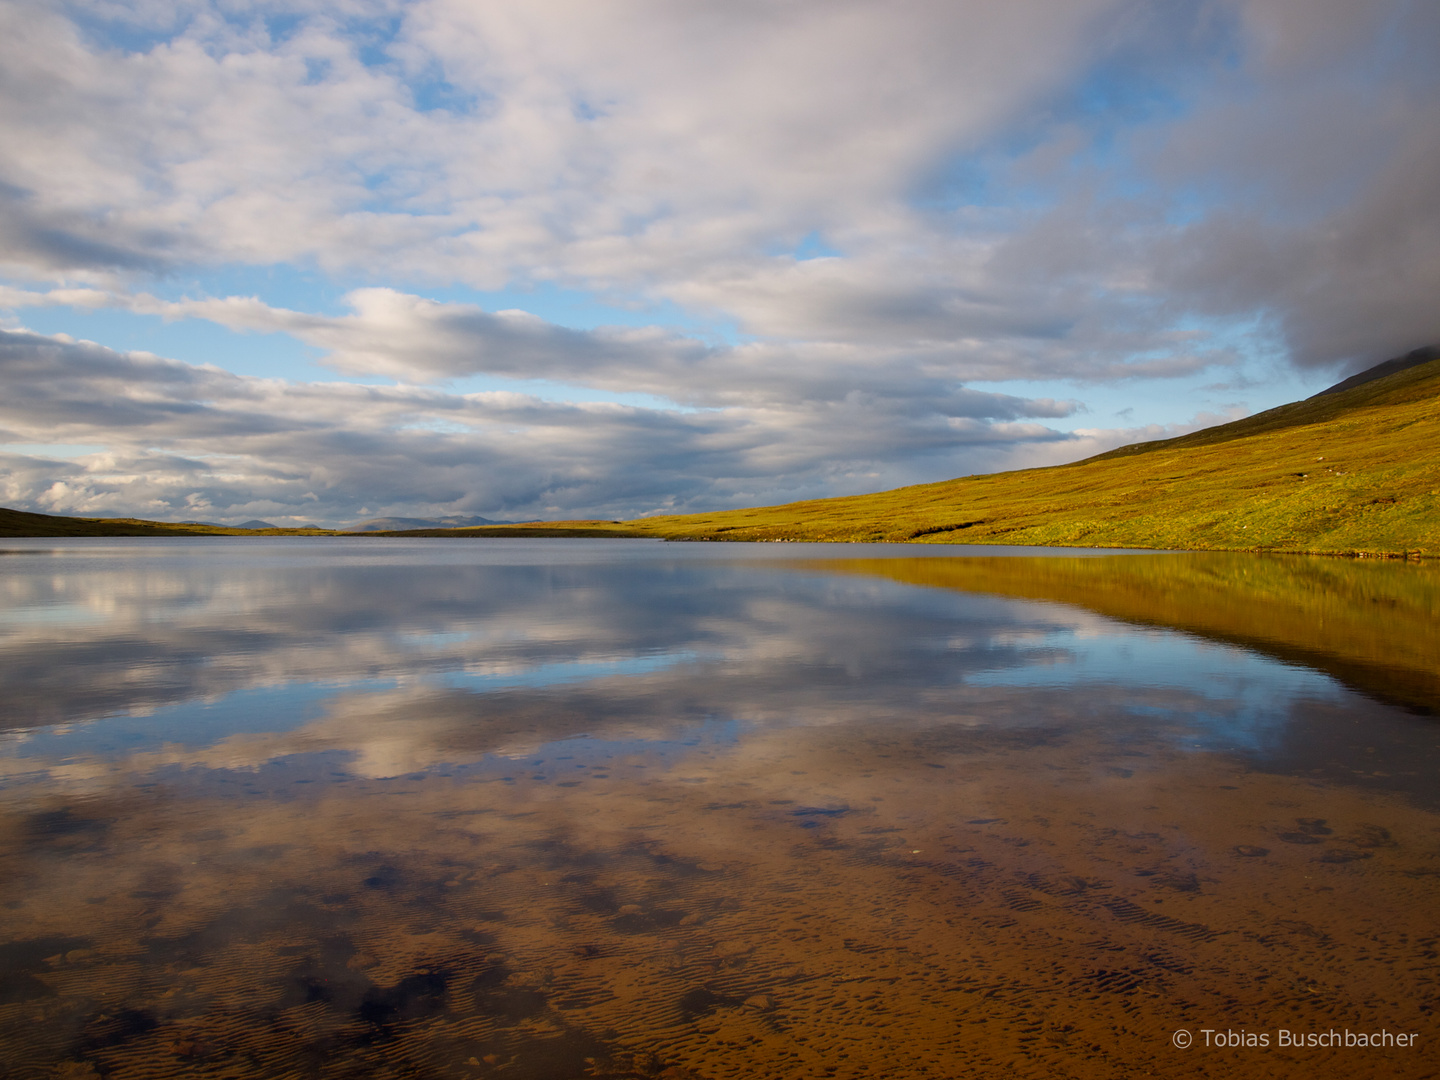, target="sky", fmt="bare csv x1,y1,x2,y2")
1,0,1437,527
